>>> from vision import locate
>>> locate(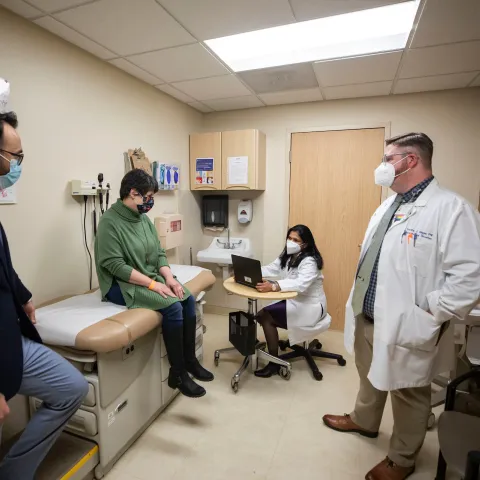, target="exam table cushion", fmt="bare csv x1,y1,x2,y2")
36,266,215,353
